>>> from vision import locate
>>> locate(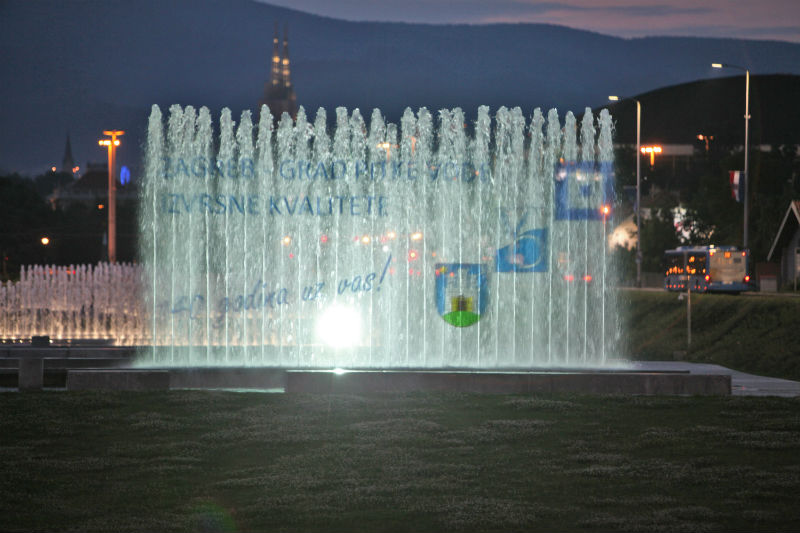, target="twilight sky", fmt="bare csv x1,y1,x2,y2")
257,0,800,43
